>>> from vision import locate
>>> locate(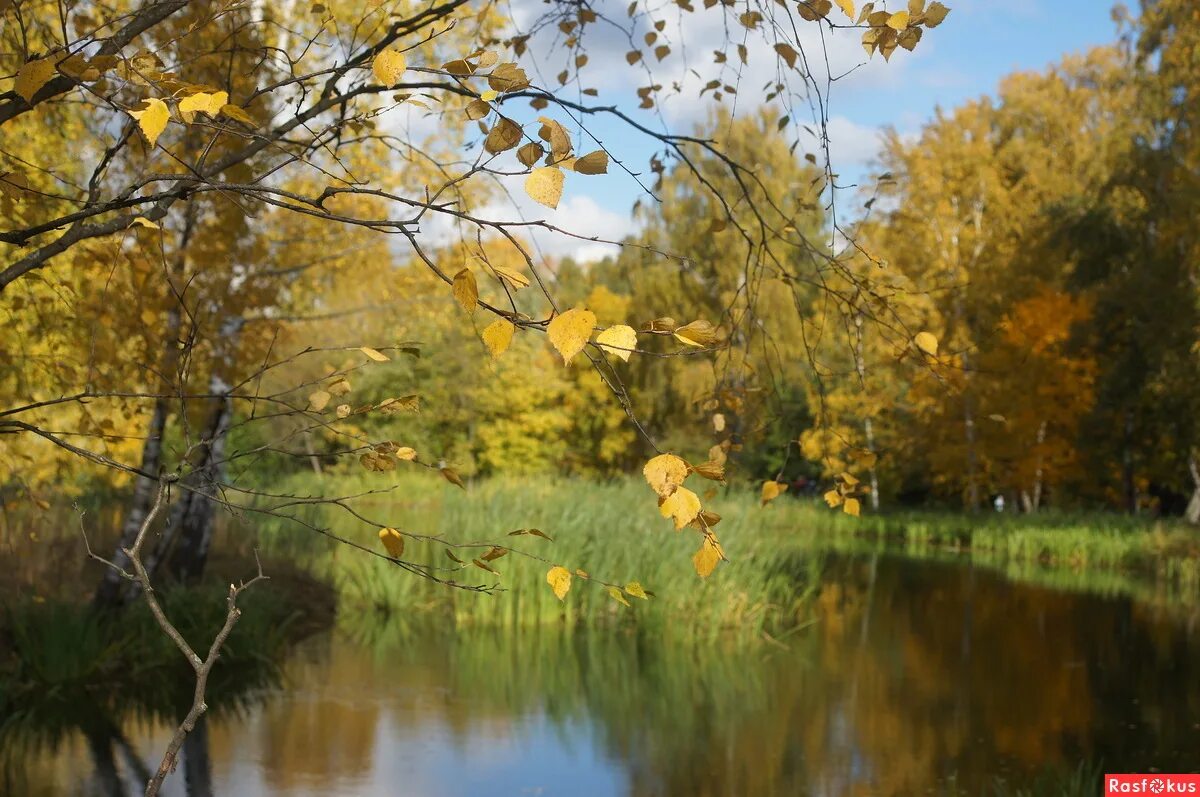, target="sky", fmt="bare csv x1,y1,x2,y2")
415,1,1127,262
